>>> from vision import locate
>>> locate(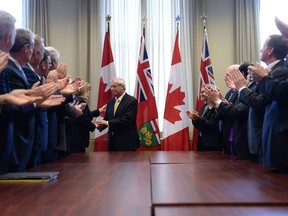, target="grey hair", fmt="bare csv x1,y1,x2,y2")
10,28,34,53
46,46,60,63
112,77,126,90
34,34,44,51
0,10,16,40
